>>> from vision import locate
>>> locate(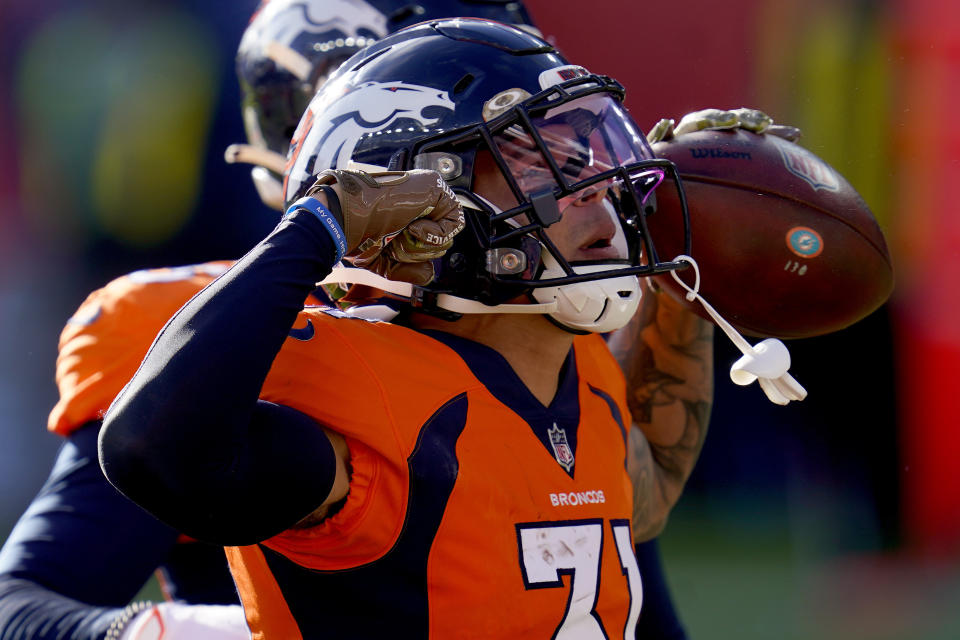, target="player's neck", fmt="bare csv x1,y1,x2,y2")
411,312,575,406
